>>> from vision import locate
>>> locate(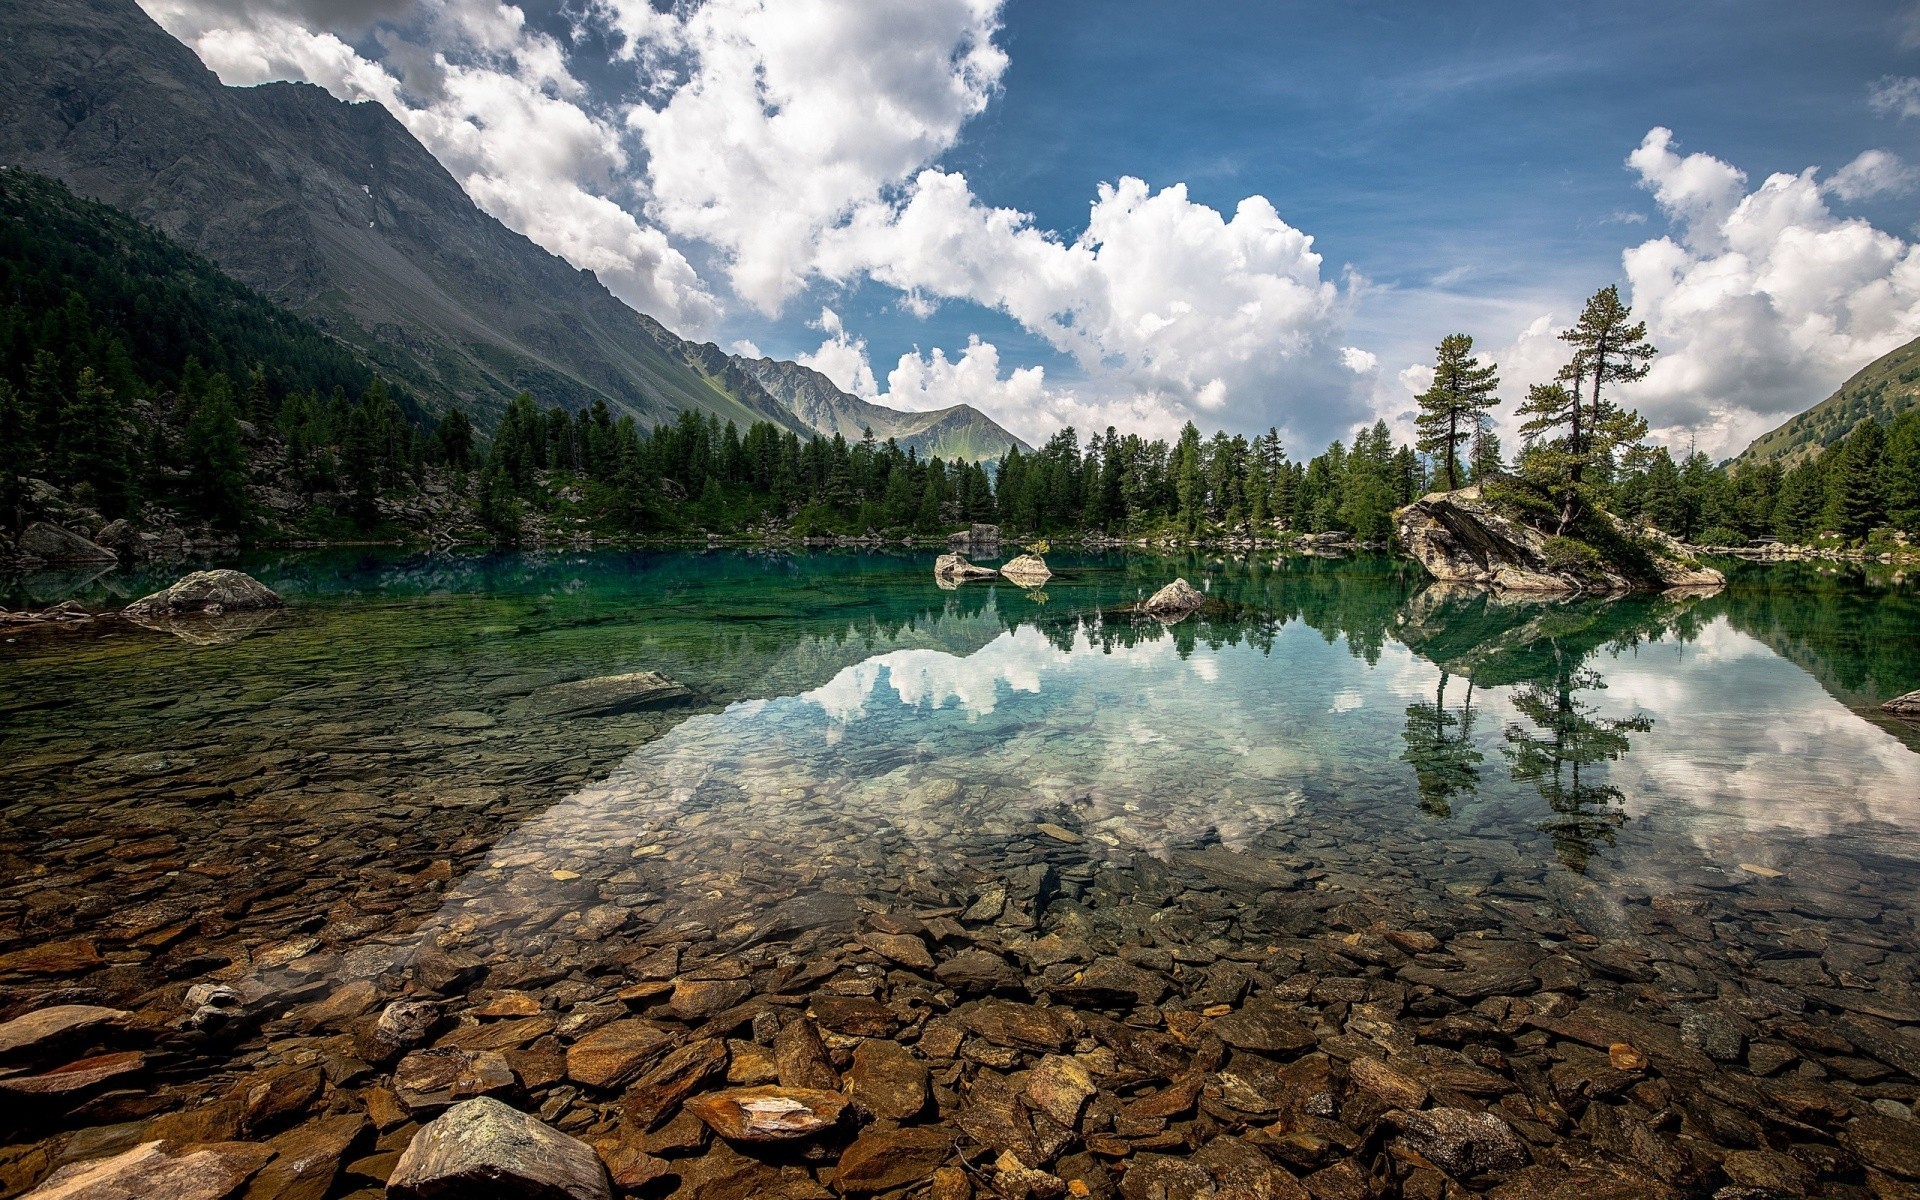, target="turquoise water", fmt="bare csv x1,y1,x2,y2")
6,549,1920,887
